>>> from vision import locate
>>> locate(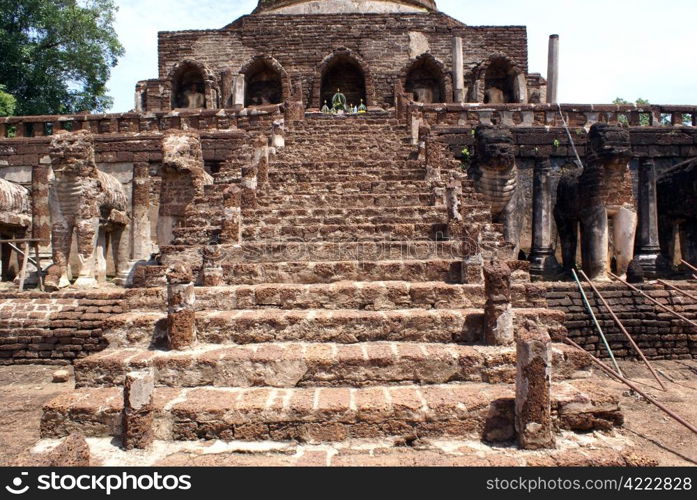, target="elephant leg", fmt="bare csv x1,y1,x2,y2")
679,219,697,266
612,207,638,277
111,224,132,284
95,229,108,283
555,211,578,273
51,219,73,289
580,204,609,280
74,216,99,288
502,191,524,258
